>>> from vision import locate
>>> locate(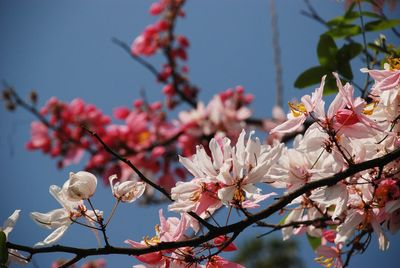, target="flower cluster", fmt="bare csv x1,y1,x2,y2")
30,171,145,248
26,97,111,169
267,66,400,267
178,86,254,155
132,0,197,109
125,209,242,268
25,88,254,200
4,0,400,267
